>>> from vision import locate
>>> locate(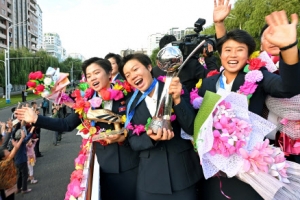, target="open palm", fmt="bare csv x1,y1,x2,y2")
264,11,298,48
213,0,231,23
